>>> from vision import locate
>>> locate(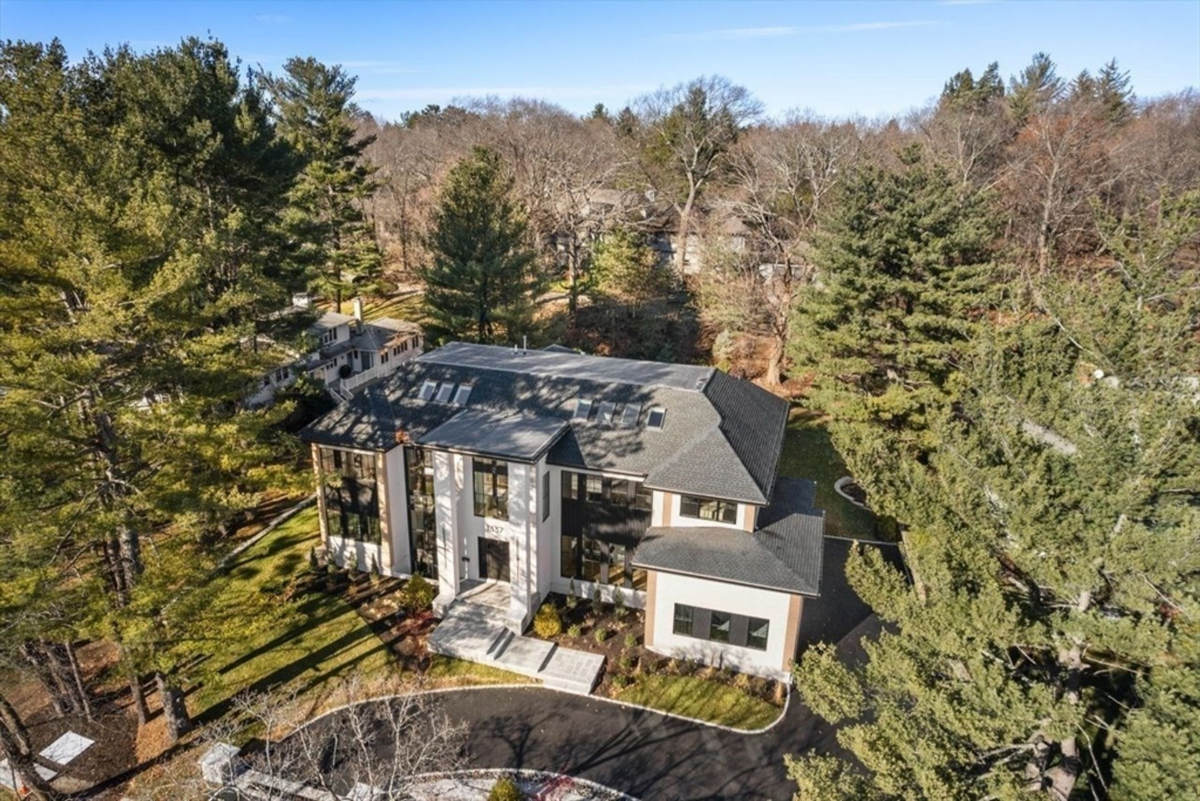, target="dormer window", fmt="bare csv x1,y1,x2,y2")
647,407,666,430
452,384,473,406
320,327,337,345
418,380,438,401
596,401,616,426
435,382,455,403
573,398,593,420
